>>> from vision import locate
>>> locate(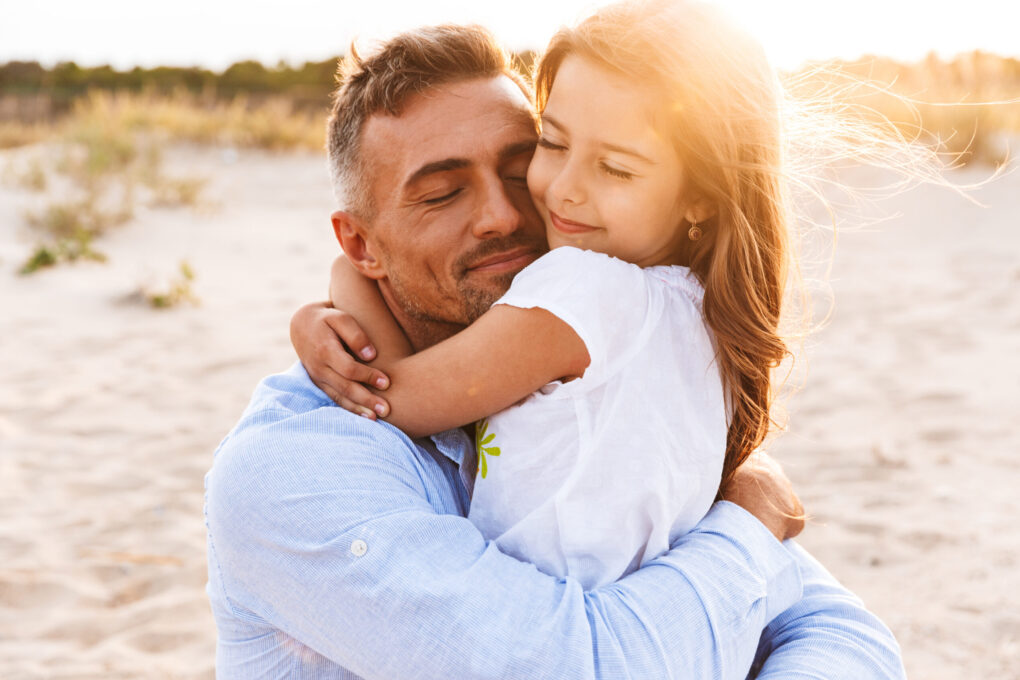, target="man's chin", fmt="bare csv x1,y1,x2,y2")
458,272,517,322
